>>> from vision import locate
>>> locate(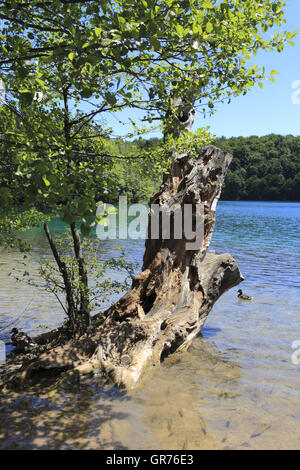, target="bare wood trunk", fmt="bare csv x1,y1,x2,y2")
89,145,243,388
